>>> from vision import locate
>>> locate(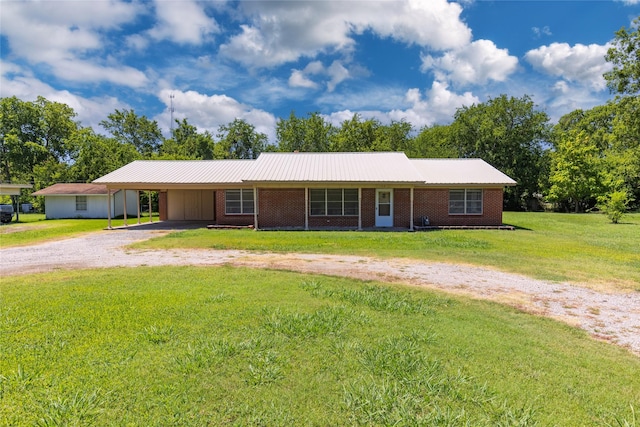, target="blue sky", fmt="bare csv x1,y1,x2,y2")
1,0,639,144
